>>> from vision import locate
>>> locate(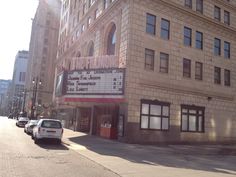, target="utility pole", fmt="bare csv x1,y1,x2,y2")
22,89,26,113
